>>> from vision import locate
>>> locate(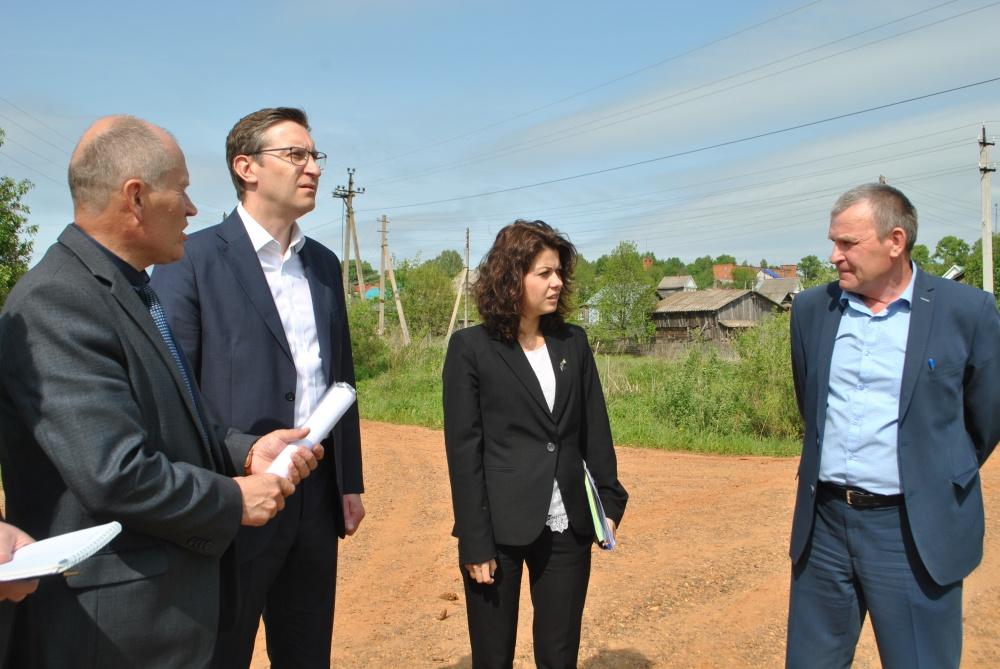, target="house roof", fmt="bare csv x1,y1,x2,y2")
656,275,695,290
653,289,753,313
712,264,736,282
754,277,801,302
